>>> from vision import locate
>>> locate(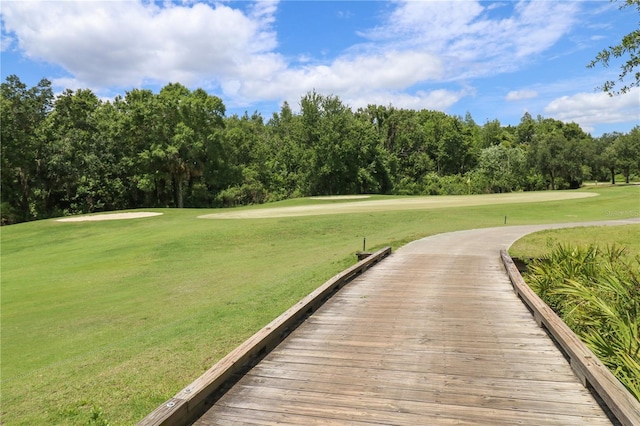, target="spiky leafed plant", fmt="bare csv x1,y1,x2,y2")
525,244,640,400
